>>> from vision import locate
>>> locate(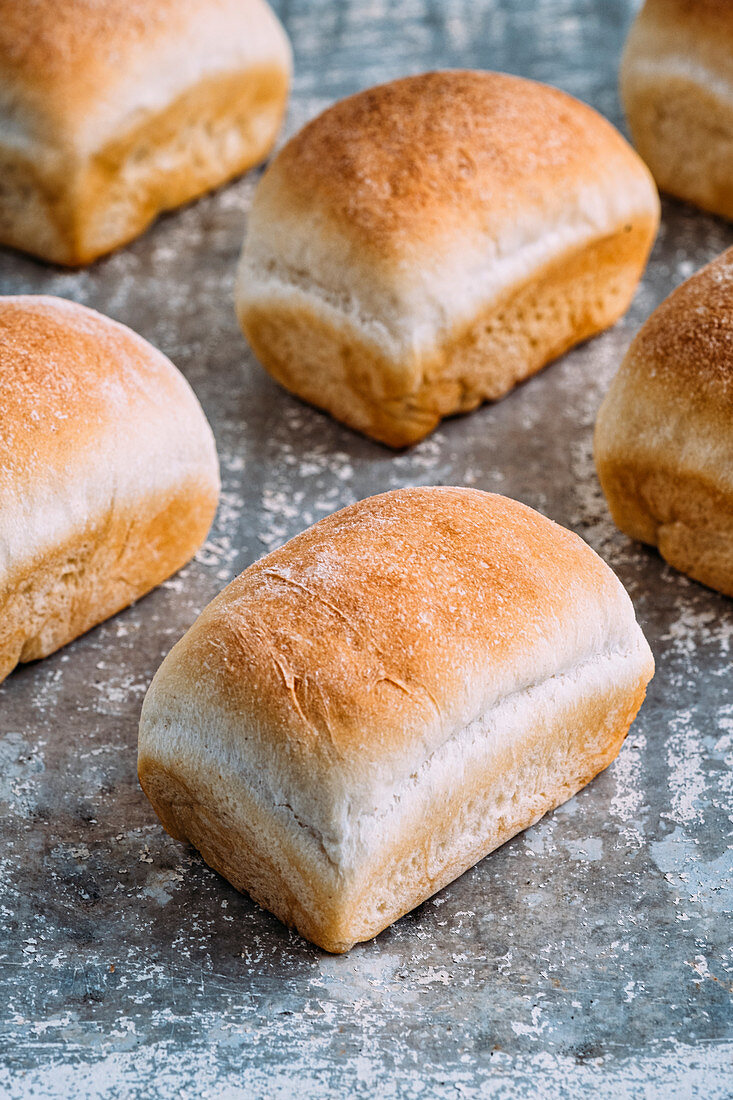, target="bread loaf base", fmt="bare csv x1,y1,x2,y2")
139,641,651,953
0,482,216,682
240,219,655,448
595,459,733,598
0,65,289,266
